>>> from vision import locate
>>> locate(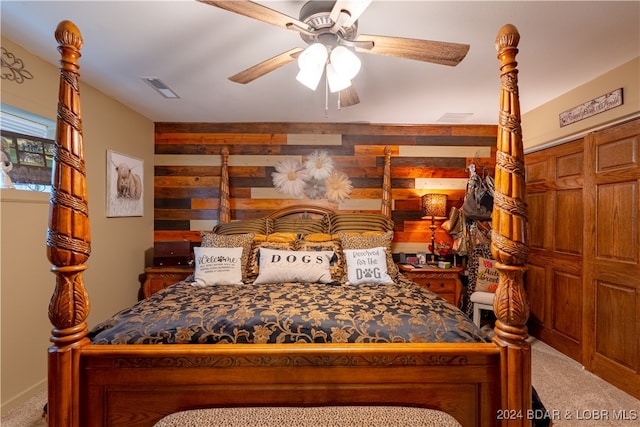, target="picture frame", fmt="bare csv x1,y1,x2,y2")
106,150,143,217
